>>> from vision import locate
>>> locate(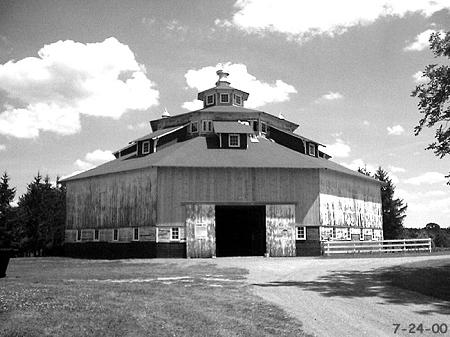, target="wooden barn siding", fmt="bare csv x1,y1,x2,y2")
157,167,320,227
319,170,381,202
66,168,157,229
185,204,216,258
